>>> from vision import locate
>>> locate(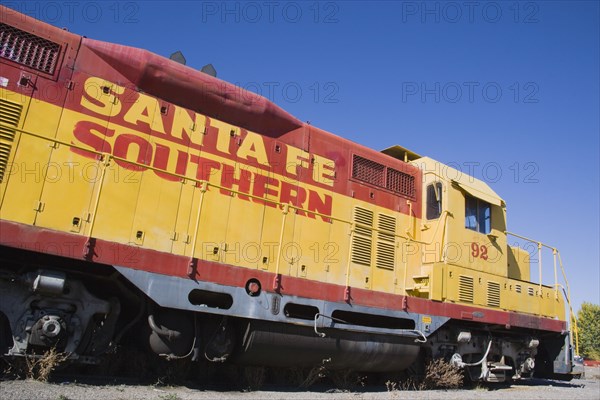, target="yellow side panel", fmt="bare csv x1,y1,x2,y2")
430,263,444,301
288,204,333,283
33,110,107,233
33,143,99,233
1,135,52,224
221,196,265,268
193,177,231,263
0,89,29,207
221,177,265,270
91,159,141,244
507,246,531,281
90,87,161,246
277,208,298,277
256,202,287,274
444,263,565,320
129,172,180,253
0,87,57,224
326,213,350,286
171,179,202,257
